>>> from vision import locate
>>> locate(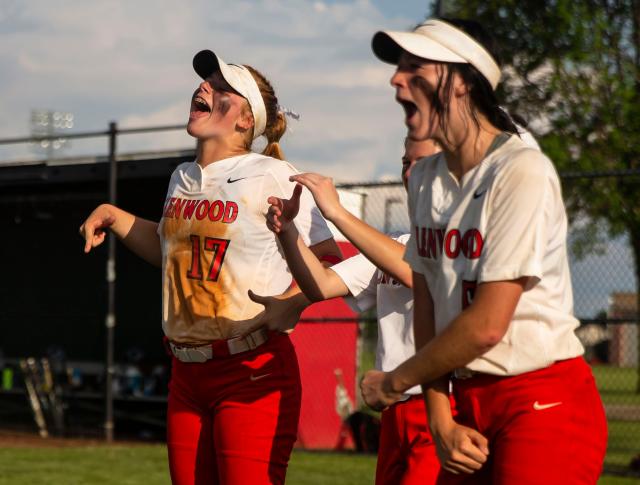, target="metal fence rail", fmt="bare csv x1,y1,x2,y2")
0,125,638,475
